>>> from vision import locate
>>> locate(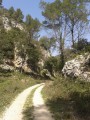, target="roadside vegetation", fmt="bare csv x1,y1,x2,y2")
0,71,42,115
42,75,90,120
